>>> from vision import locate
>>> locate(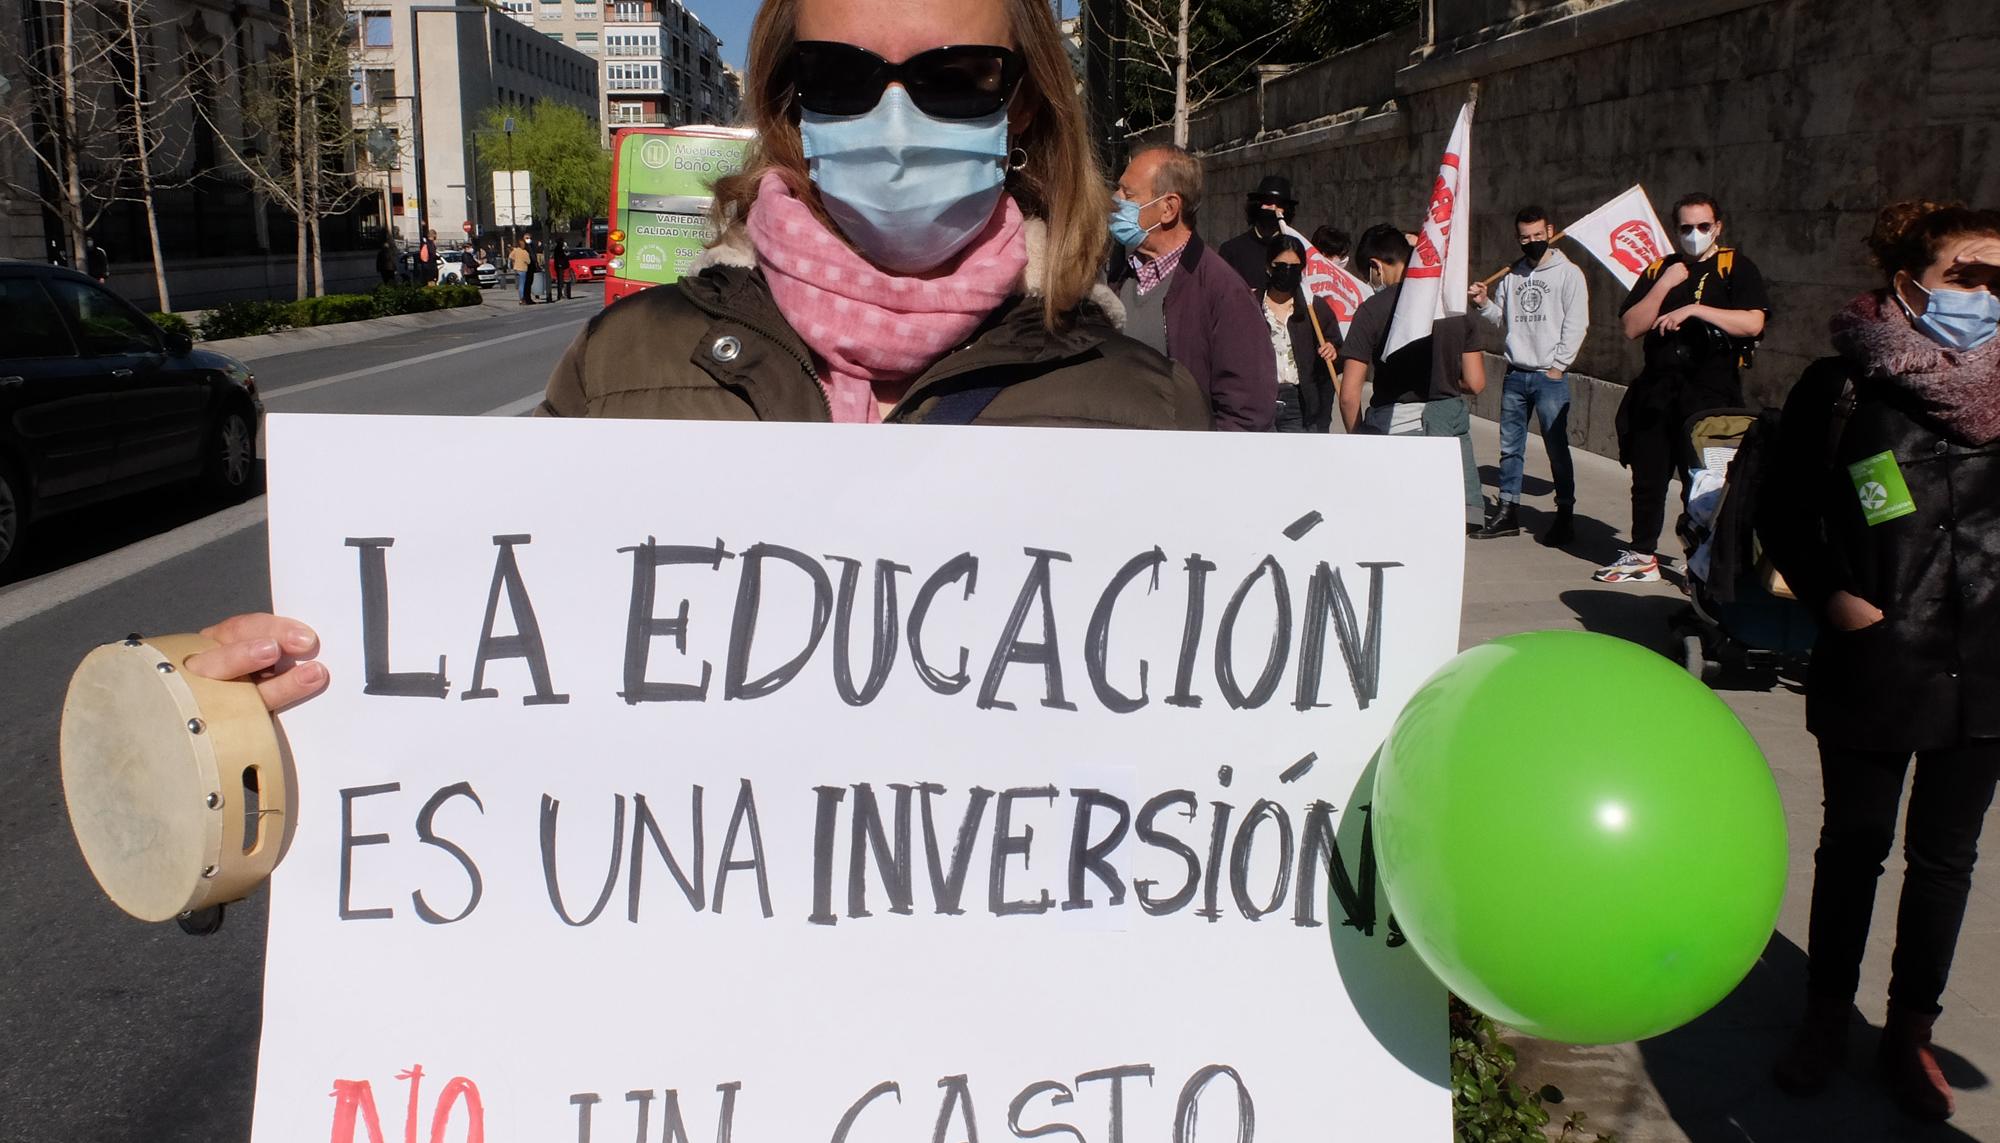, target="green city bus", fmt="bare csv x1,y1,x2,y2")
603,125,755,306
